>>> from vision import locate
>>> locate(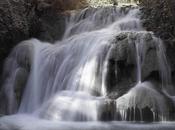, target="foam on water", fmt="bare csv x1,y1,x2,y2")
1,114,175,130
